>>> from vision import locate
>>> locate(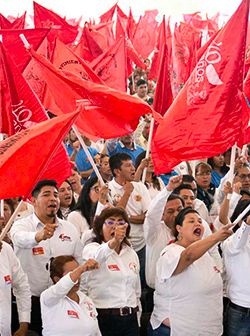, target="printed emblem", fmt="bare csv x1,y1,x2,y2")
32,247,45,255
108,264,120,271
59,234,72,242
4,275,12,285
67,310,79,319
